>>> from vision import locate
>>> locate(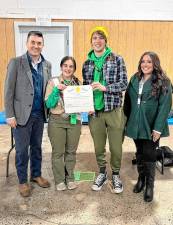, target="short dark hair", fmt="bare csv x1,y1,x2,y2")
27,31,43,41
60,56,76,72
